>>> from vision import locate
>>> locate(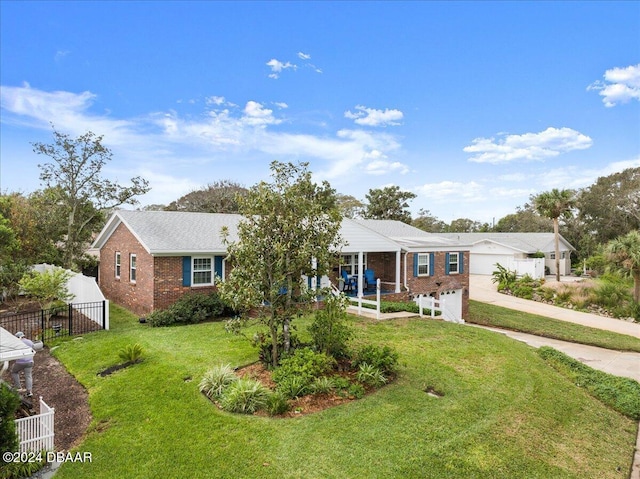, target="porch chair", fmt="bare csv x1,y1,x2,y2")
341,270,357,292
364,269,377,292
